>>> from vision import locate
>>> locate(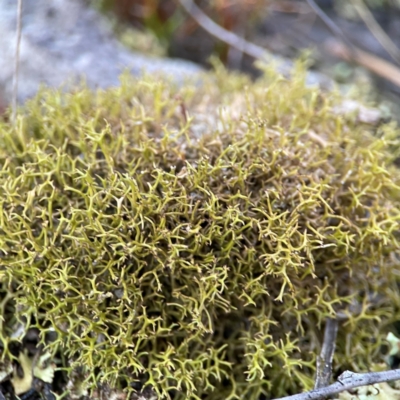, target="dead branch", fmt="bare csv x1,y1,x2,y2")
274,368,400,400
314,318,338,390
12,0,22,124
